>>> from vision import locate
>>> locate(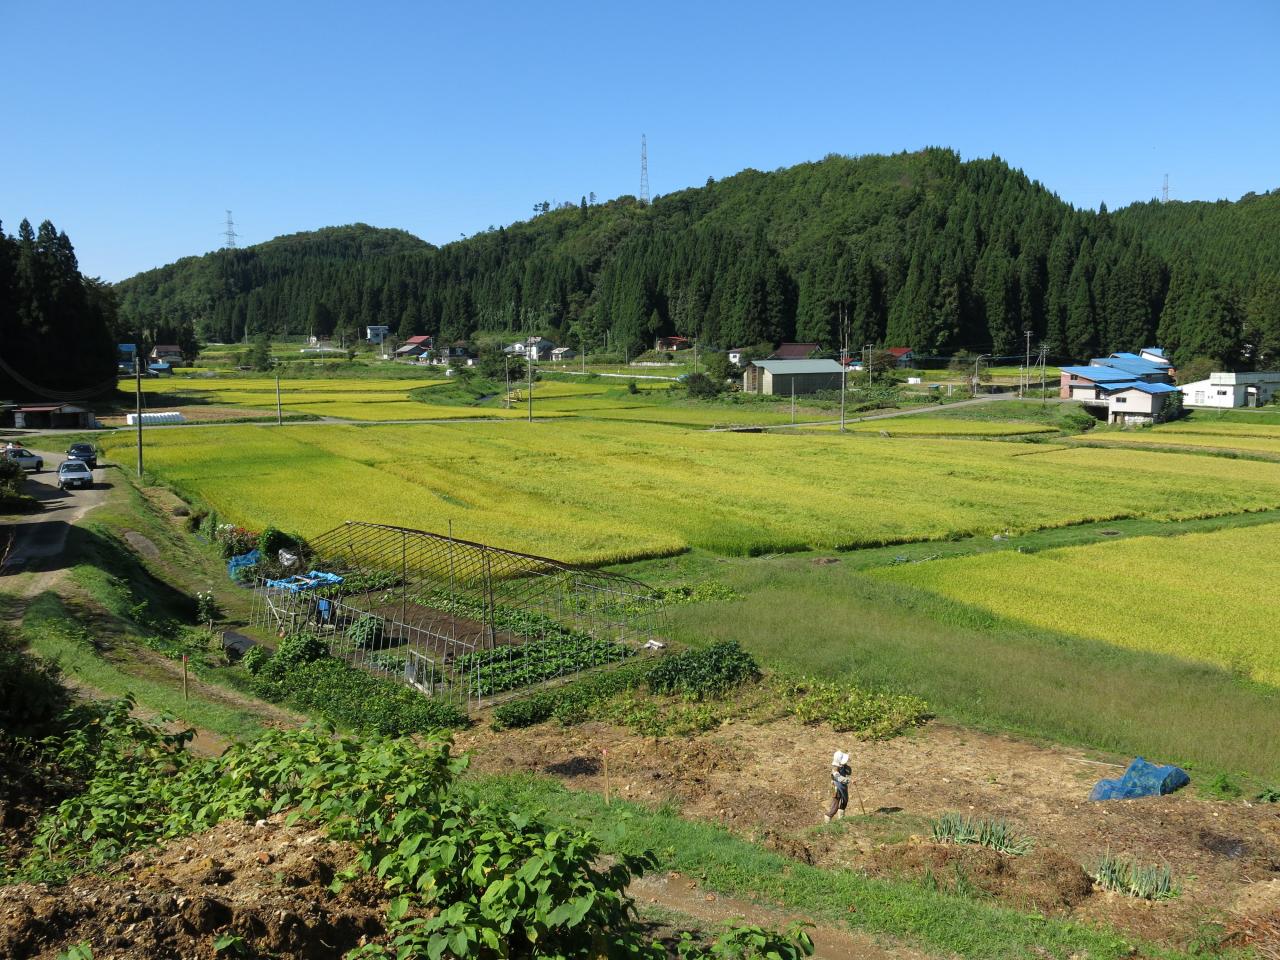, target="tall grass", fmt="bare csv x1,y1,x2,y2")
18,593,265,741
